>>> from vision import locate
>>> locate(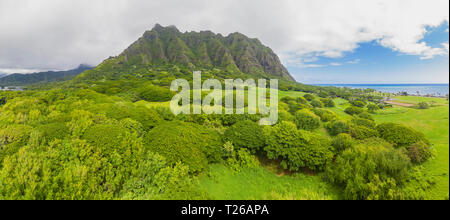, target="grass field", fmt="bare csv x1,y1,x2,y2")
374,96,449,200
199,164,340,200
198,92,449,200
329,95,449,200
393,96,448,105
278,90,307,98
